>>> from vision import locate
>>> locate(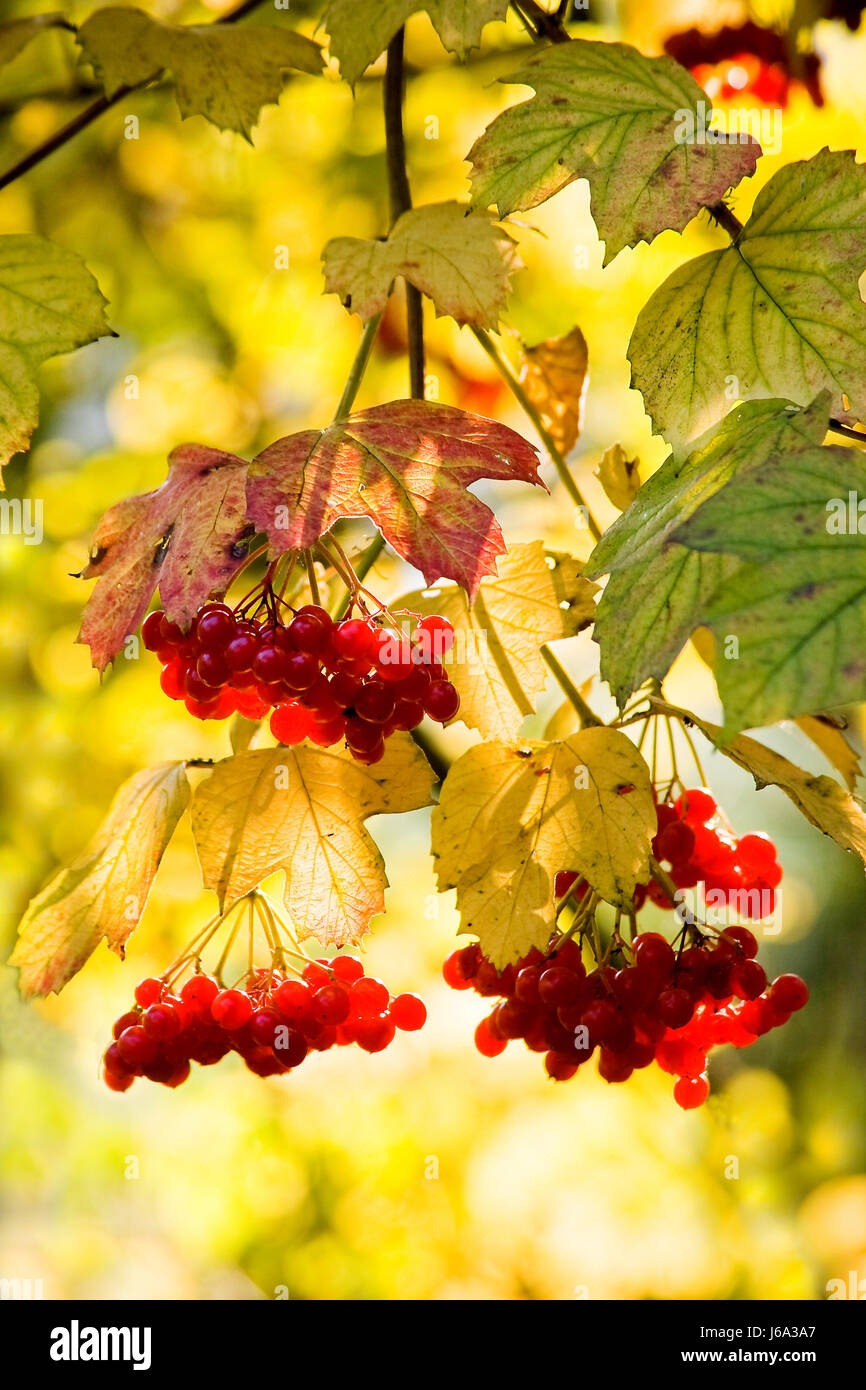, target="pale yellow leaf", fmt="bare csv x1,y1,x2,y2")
10,762,189,998
519,326,588,456
595,443,640,512
795,715,862,793
191,736,435,946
